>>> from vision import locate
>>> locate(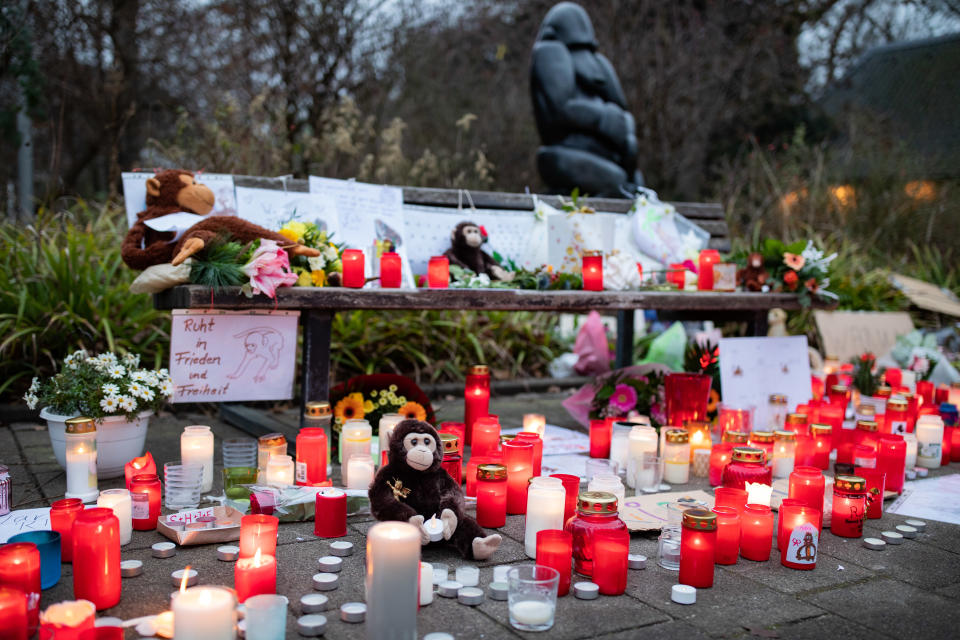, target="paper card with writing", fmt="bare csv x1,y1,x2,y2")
234,186,340,235
0,508,52,543
169,310,300,402
121,172,237,228
718,336,813,430
619,490,715,532
546,211,616,274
